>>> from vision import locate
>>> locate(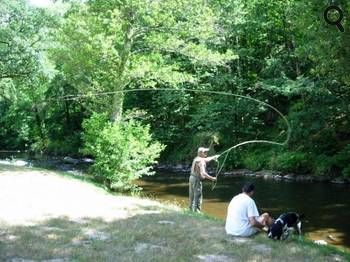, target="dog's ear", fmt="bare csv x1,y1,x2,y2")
298,213,305,220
